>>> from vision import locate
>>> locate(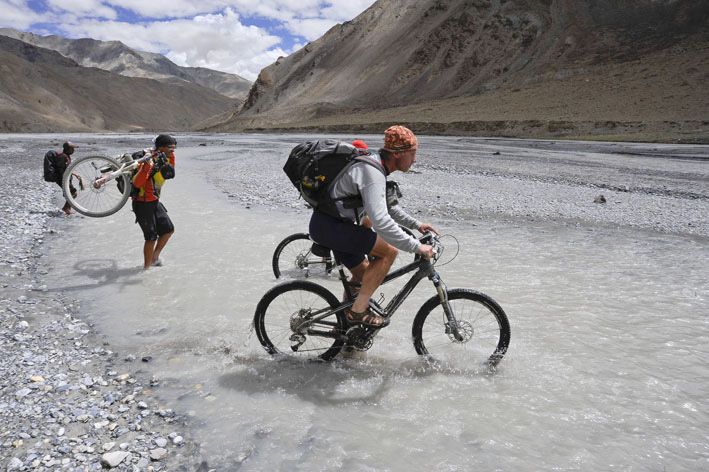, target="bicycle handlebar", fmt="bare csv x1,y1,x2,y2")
418,230,443,263
419,230,438,245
